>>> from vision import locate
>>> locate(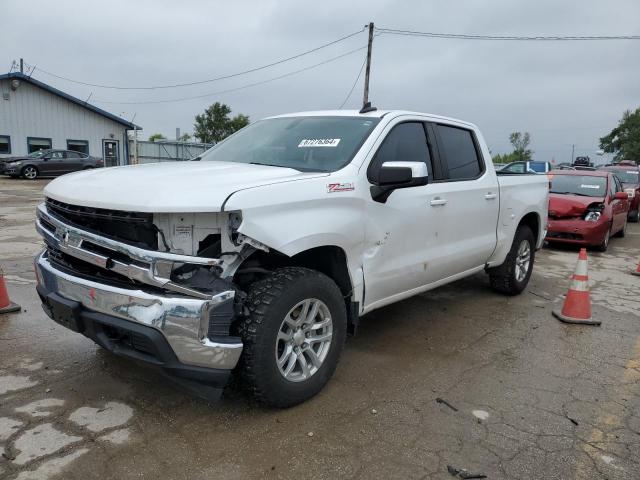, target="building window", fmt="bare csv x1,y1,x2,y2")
67,139,89,155
0,135,10,154
27,137,52,153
